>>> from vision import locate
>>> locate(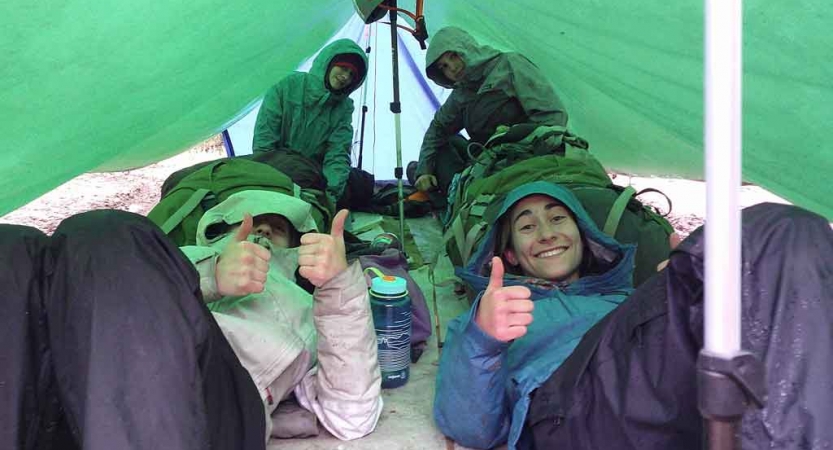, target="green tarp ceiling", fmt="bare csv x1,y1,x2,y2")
2,0,831,218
